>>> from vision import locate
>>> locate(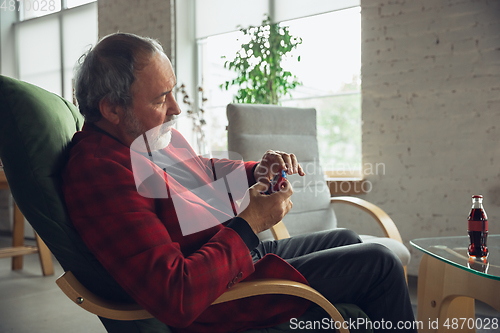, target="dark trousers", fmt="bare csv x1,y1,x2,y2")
251,229,417,333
